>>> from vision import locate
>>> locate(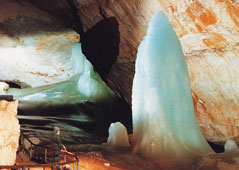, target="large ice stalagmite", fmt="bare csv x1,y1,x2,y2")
6,43,115,106
132,12,213,161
